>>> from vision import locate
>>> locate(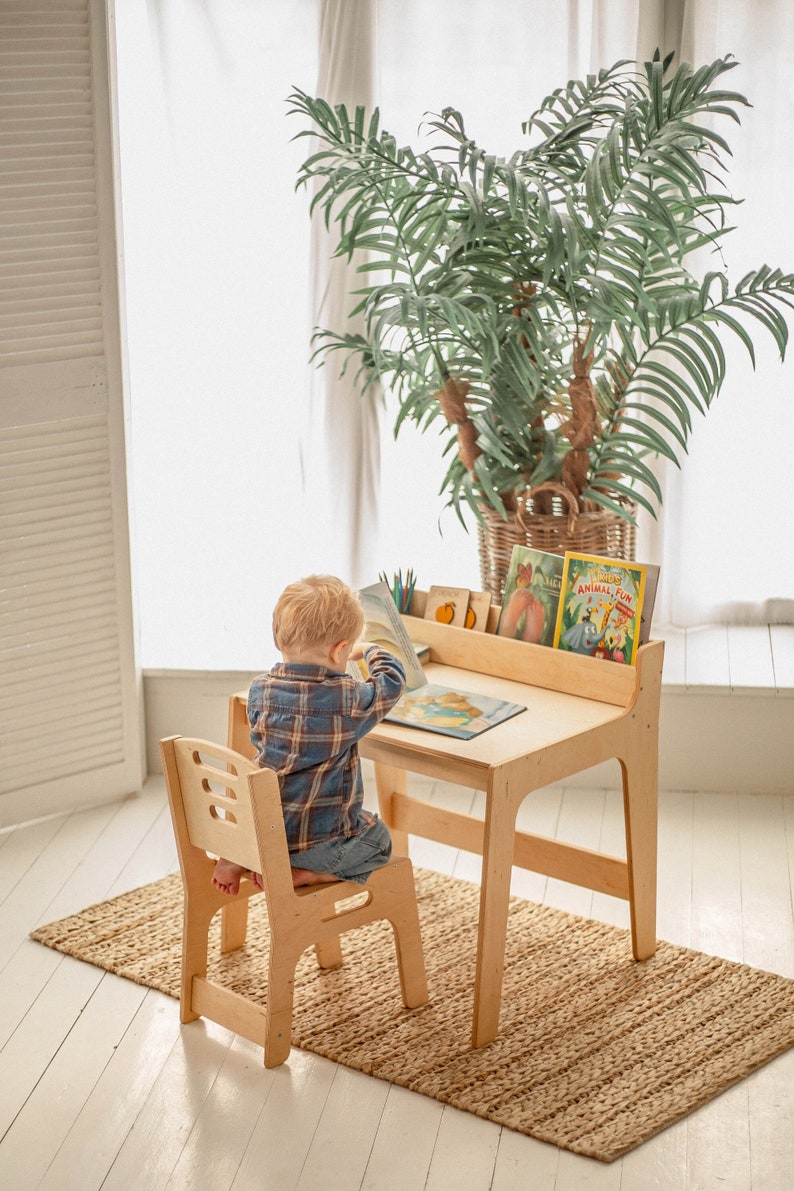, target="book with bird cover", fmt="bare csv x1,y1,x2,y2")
496,546,564,647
